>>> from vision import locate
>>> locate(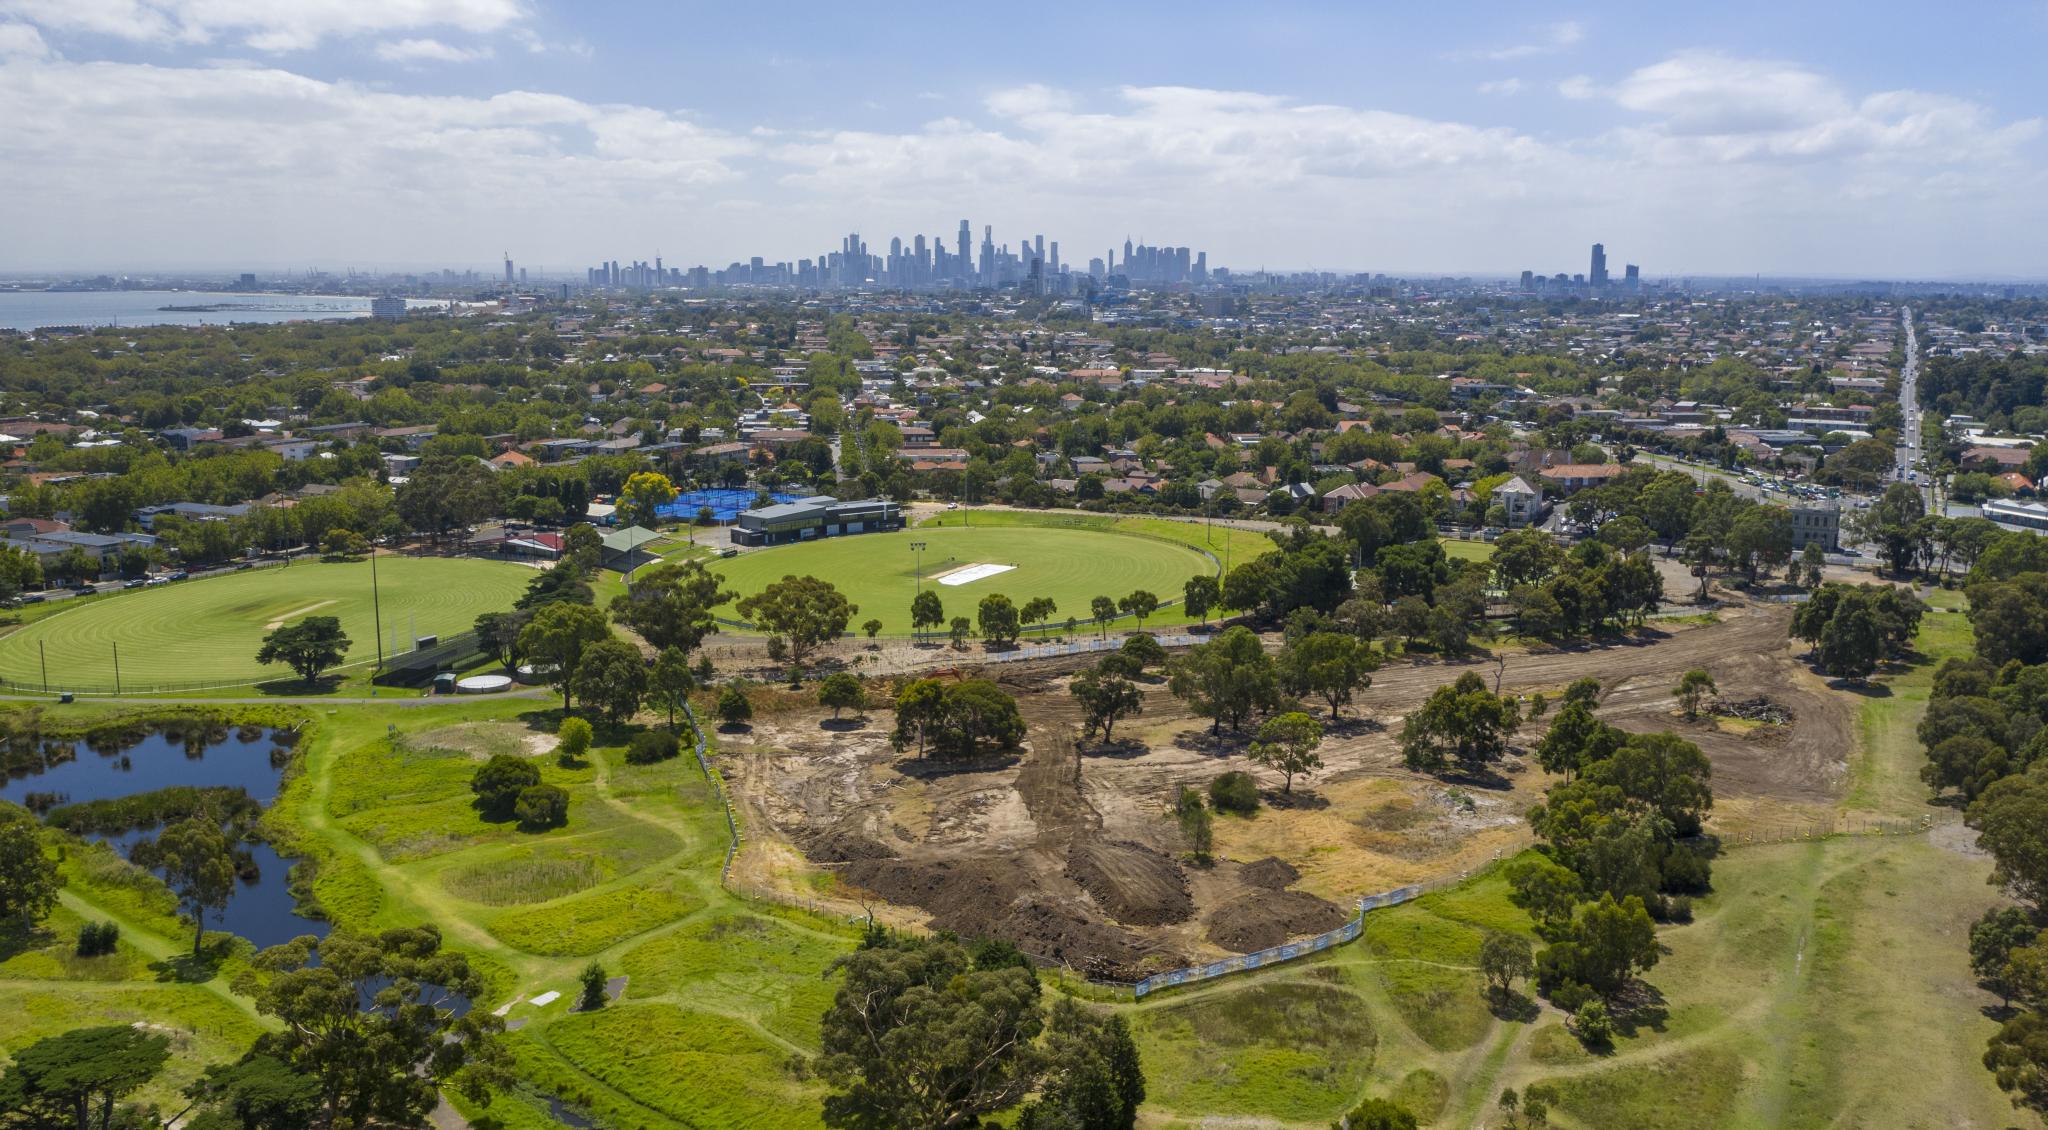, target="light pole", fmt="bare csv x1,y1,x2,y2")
369,539,385,672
